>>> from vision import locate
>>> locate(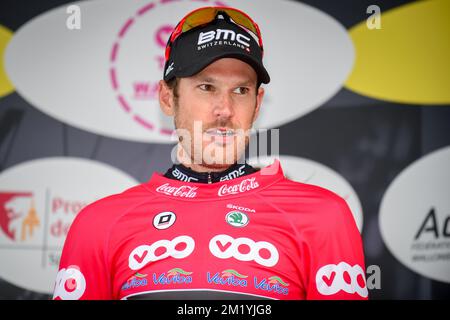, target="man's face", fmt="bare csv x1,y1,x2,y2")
160,58,265,170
